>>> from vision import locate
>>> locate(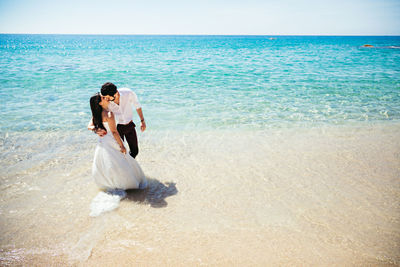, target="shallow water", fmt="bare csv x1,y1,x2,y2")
1,35,400,132
1,123,399,265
